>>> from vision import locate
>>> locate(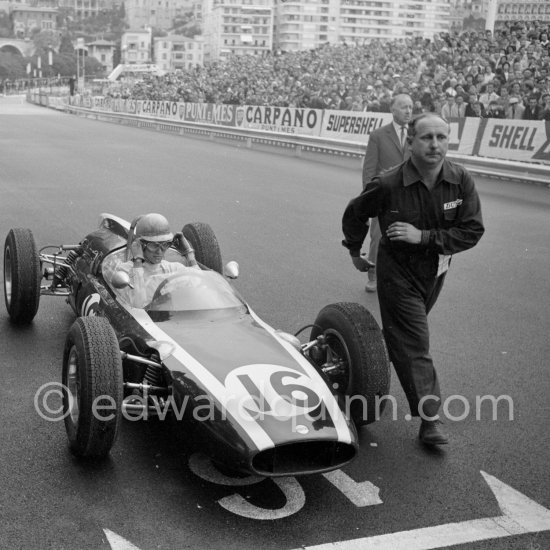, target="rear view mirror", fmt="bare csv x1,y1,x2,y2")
223,261,239,279
111,271,133,289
